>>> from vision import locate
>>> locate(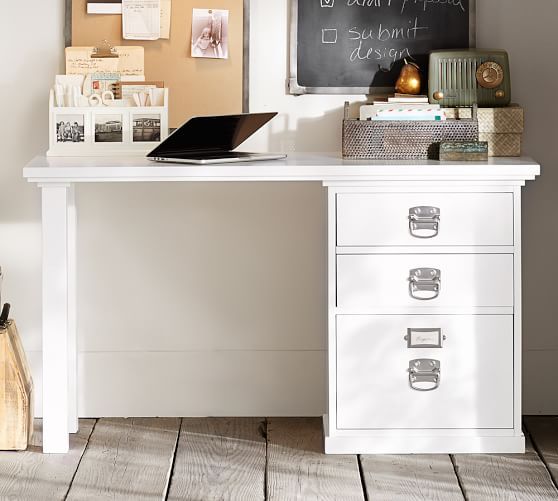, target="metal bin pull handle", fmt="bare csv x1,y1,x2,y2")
408,268,441,301
408,359,441,392
409,206,440,239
